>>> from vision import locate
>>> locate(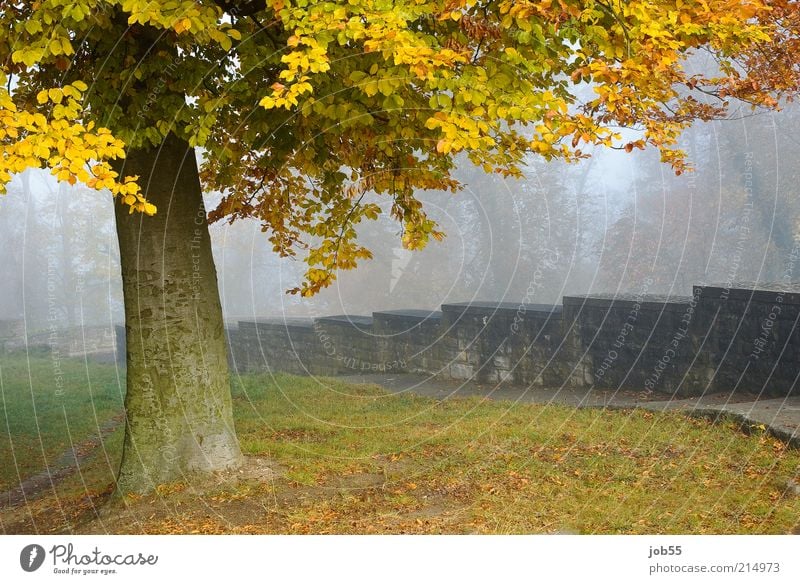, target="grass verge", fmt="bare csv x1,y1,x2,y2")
0,350,123,493
2,359,799,534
